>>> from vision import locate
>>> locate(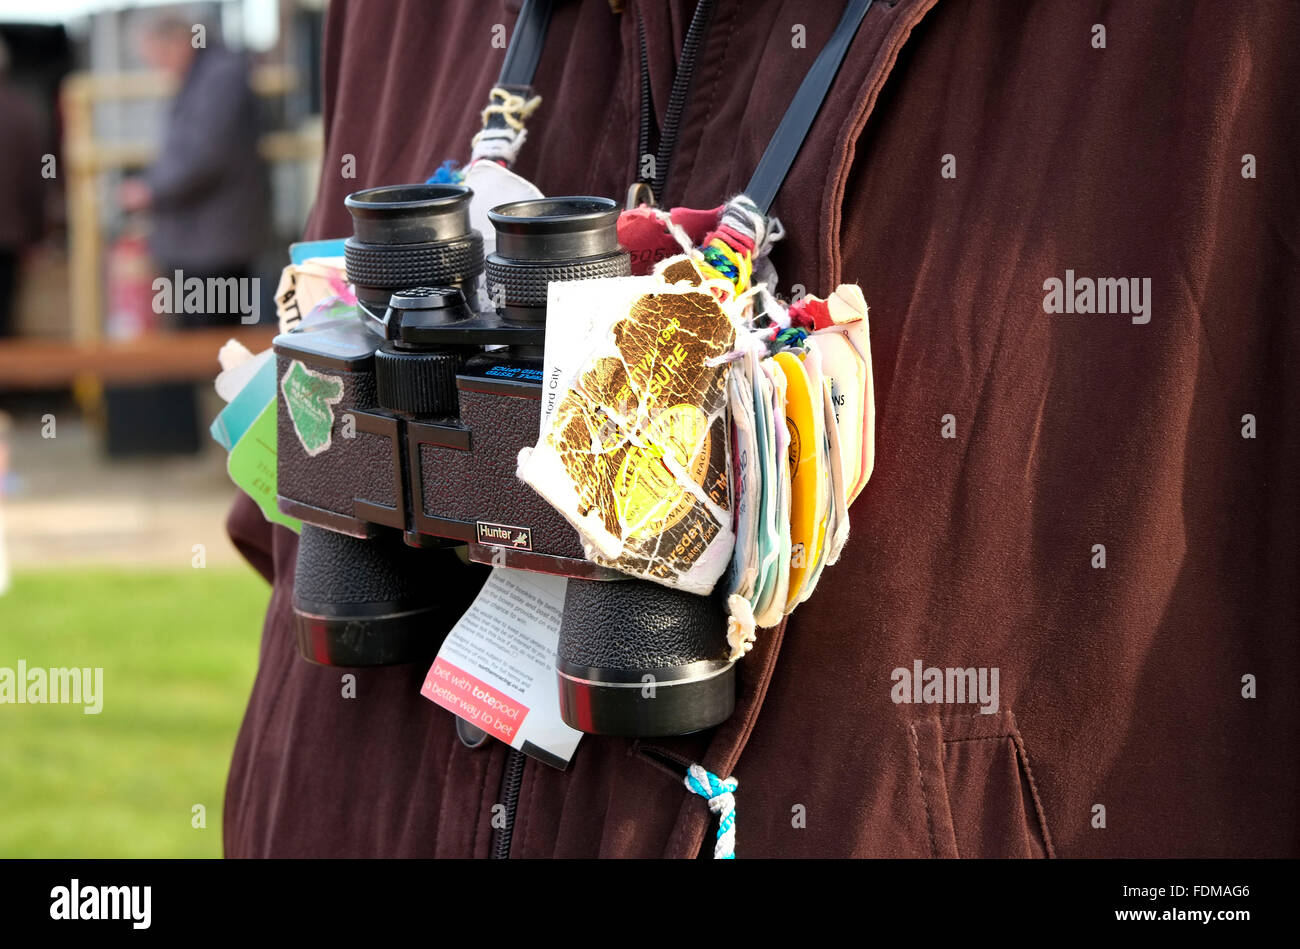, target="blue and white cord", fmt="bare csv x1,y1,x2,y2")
685,764,738,859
